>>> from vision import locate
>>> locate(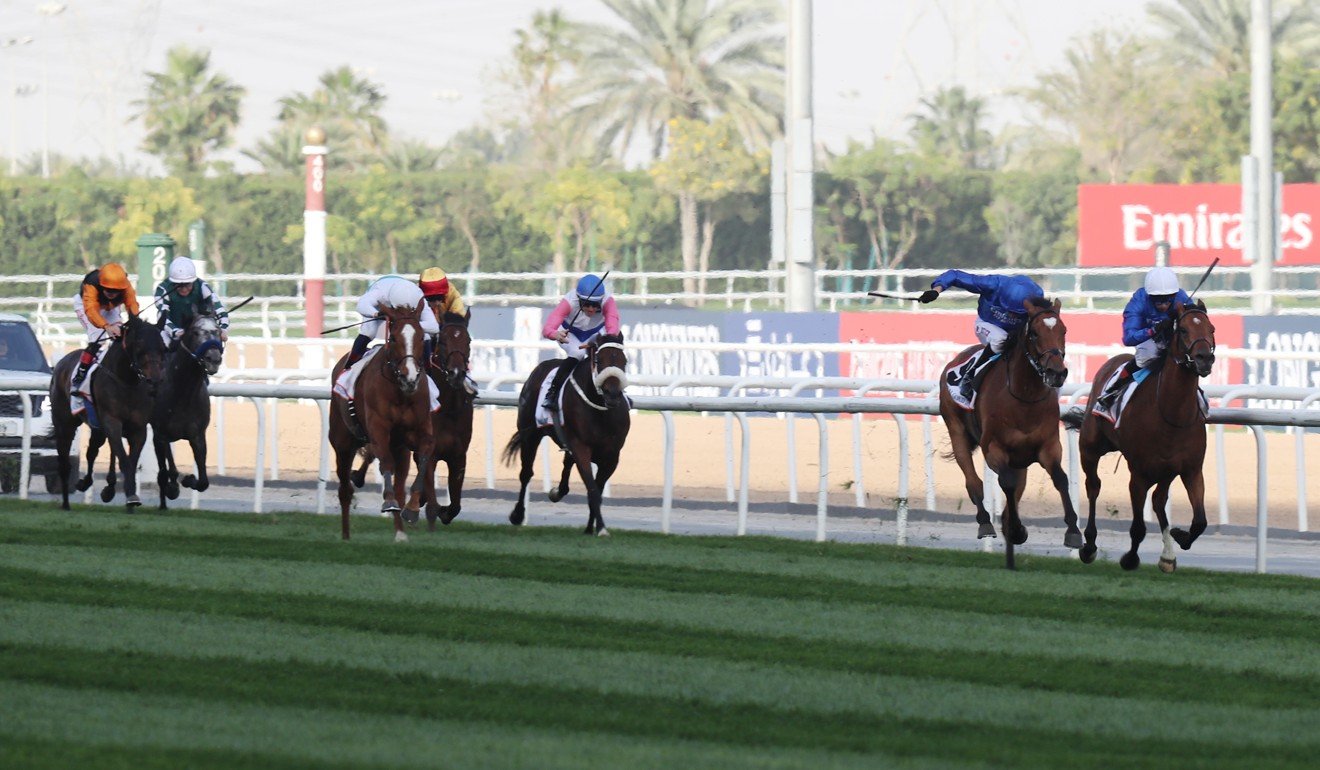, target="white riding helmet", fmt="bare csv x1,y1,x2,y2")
1144,266,1179,297
168,256,198,284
